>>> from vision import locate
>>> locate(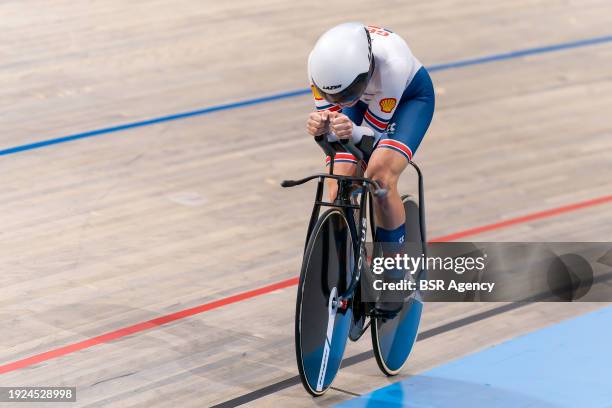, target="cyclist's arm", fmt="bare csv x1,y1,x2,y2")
362,58,408,137
348,122,374,144
308,80,375,144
